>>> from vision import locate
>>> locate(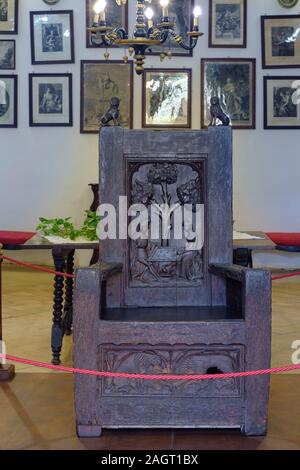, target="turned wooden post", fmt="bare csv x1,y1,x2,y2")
0,243,15,381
